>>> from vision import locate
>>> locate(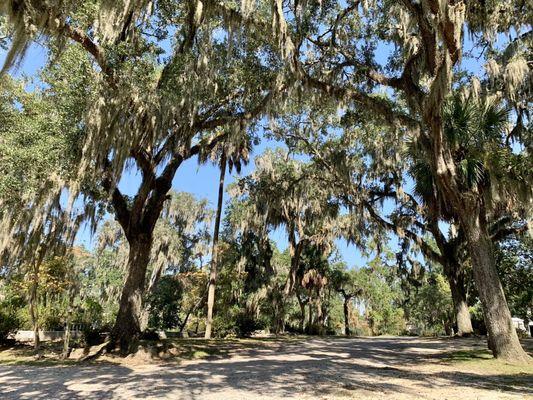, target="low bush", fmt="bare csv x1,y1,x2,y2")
0,308,19,344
